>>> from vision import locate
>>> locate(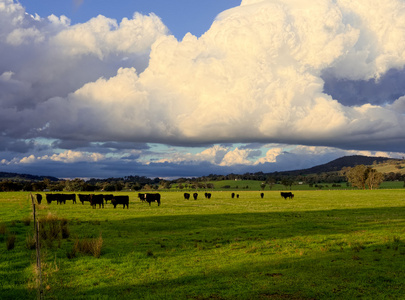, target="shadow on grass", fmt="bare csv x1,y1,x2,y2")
36,206,405,299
